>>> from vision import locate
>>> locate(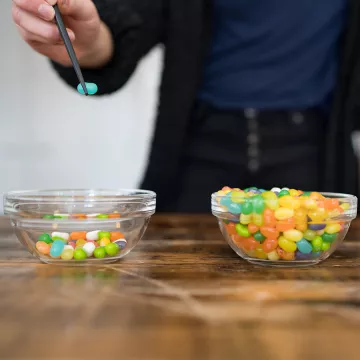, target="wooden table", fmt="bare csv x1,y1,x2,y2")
1,215,360,360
